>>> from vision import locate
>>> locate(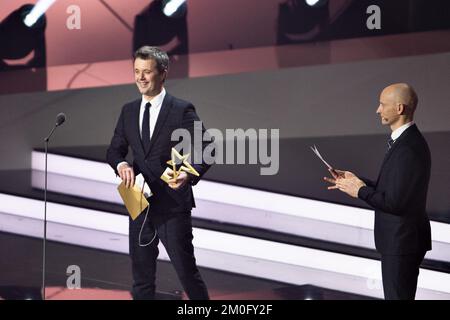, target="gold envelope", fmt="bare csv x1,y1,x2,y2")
117,182,149,220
